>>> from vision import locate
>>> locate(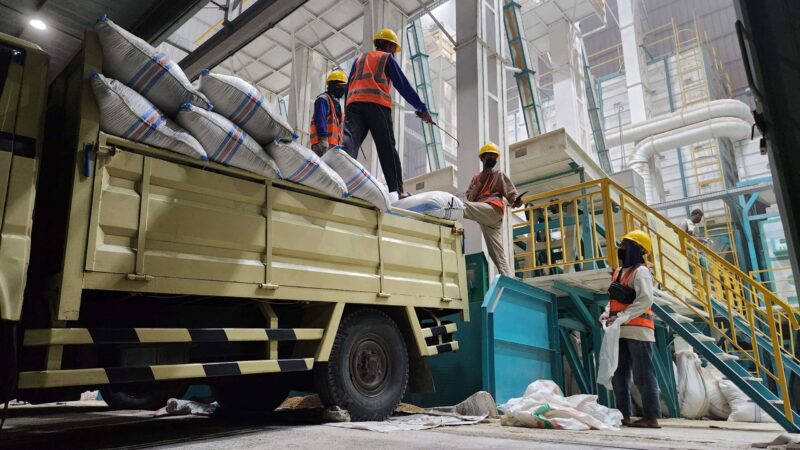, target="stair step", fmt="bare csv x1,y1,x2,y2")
768,399,784,405
691,333,715,342
715,353,740,361
670,313,693,324
744,376,763,382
